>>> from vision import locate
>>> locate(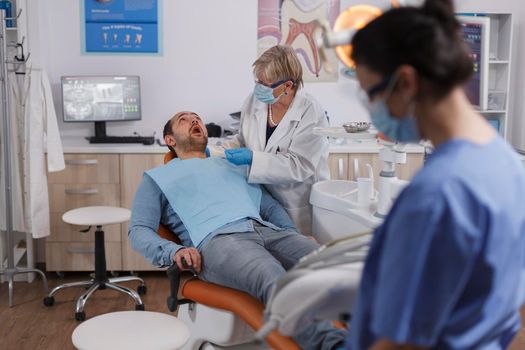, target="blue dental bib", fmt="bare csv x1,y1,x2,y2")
146,157,262,247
